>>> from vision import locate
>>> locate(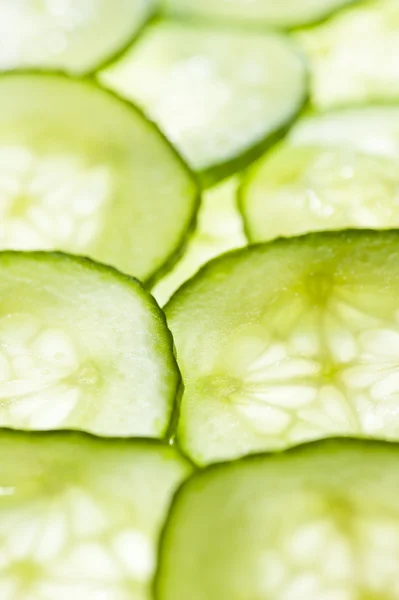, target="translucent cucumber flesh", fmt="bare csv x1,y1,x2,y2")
153,177,246,306
0,253,179,437
166,231,399,464
100,21,306,182
156,439,399,599
297,0,399,108
0,0,155,74
0,430,192,600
